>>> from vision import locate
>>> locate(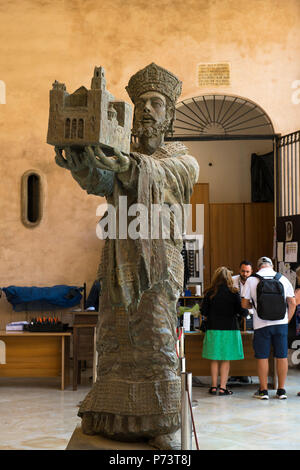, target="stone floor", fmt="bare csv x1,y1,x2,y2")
191,369,300,450
0,369,300,450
